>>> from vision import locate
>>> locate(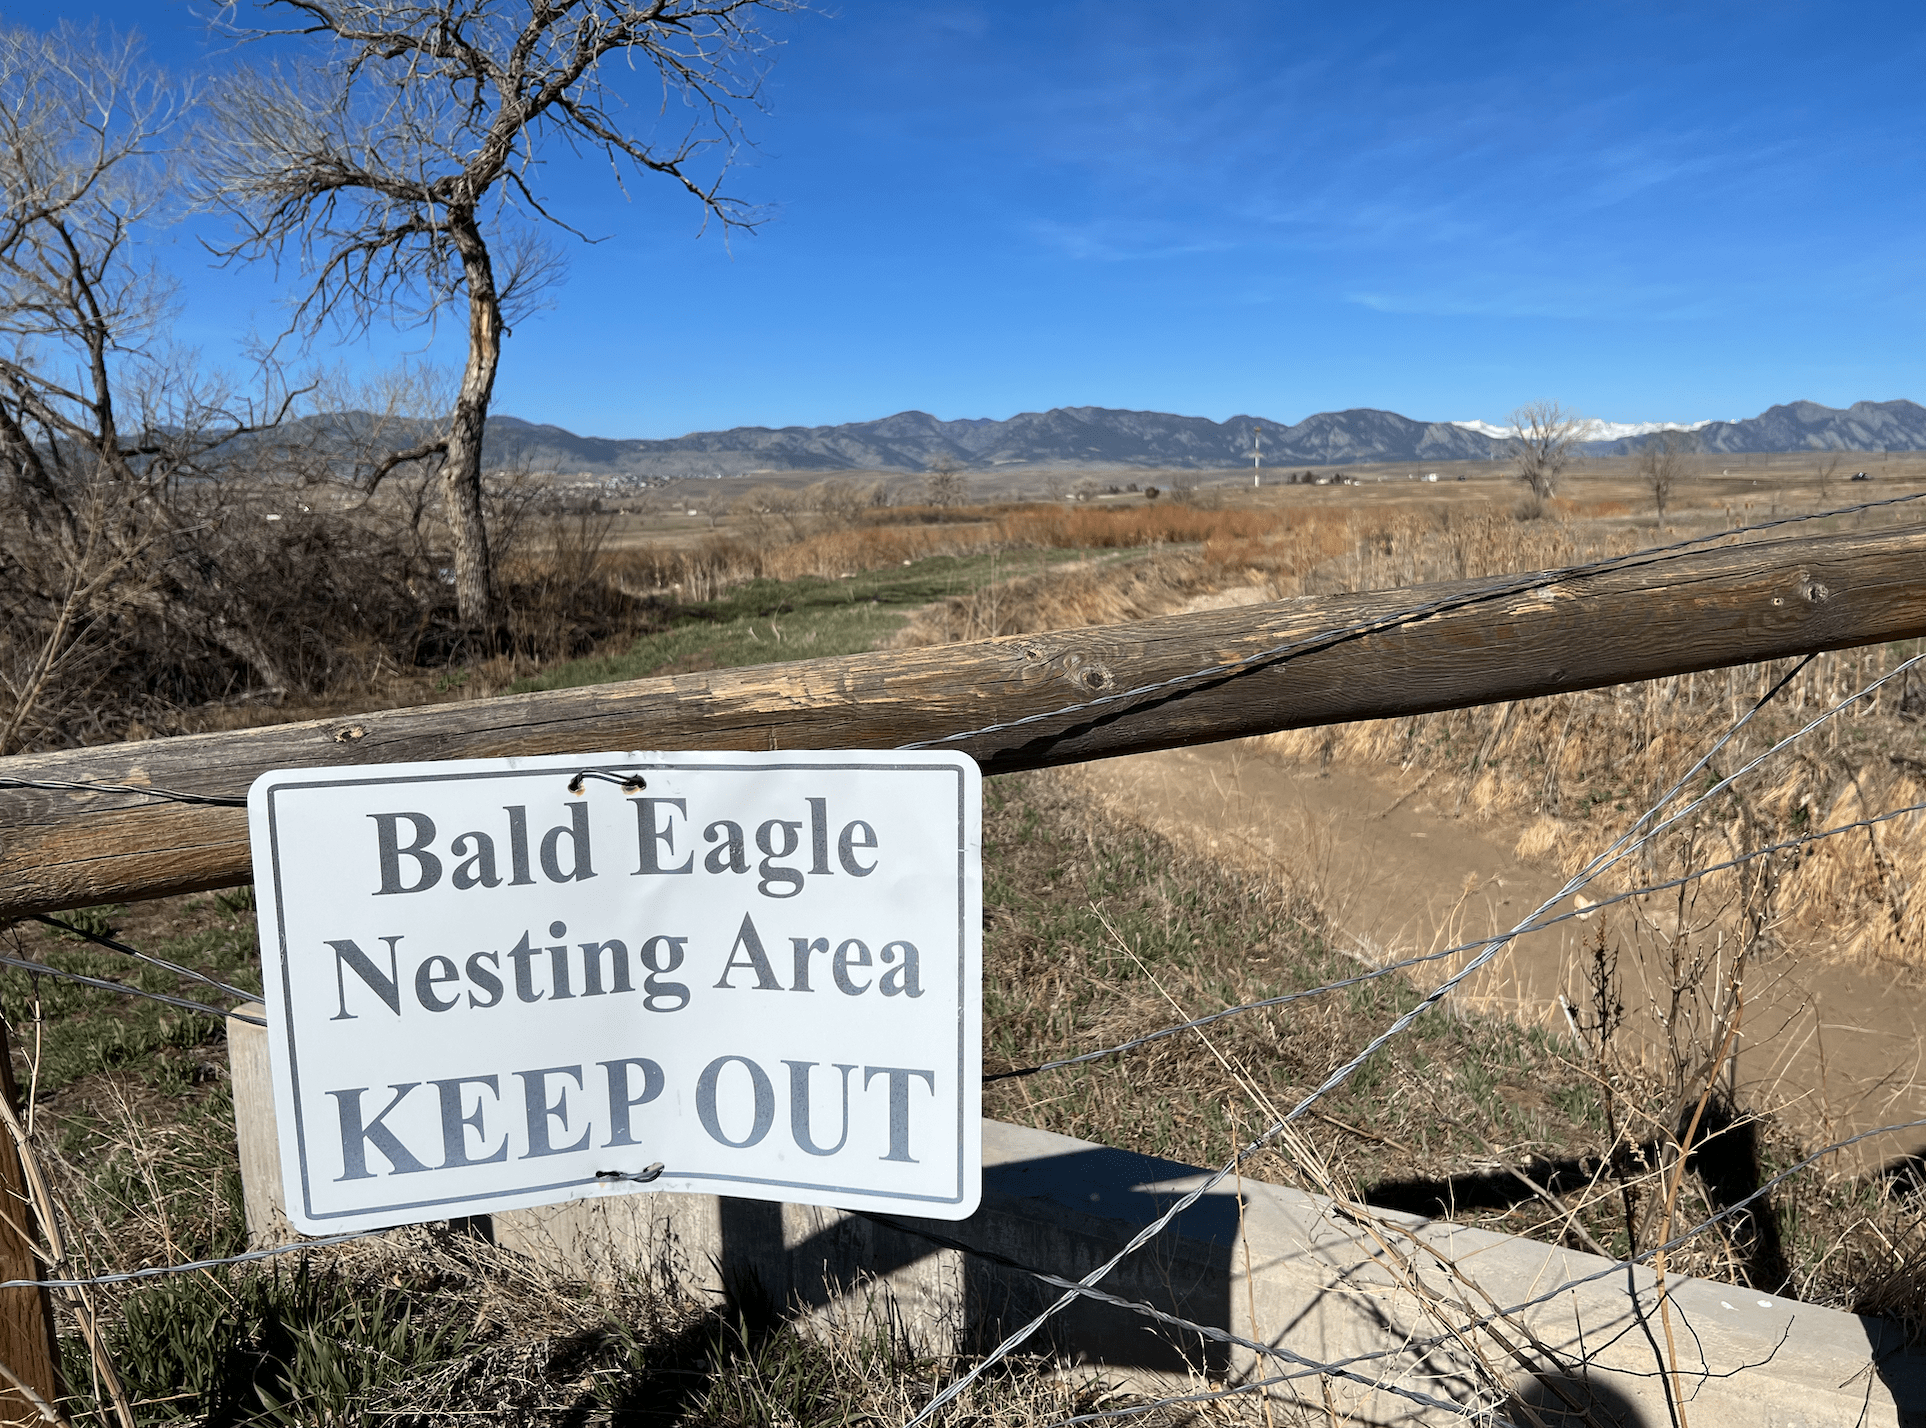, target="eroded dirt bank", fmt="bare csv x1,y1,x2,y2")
1068,743,1926,1170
